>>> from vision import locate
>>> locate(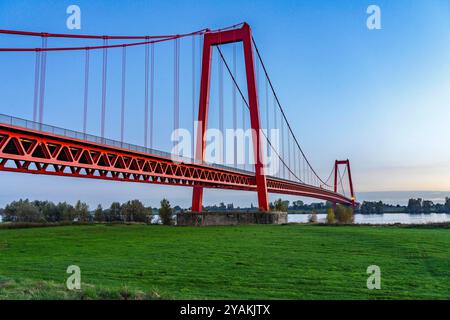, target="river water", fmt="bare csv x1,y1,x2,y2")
288,213,450,224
